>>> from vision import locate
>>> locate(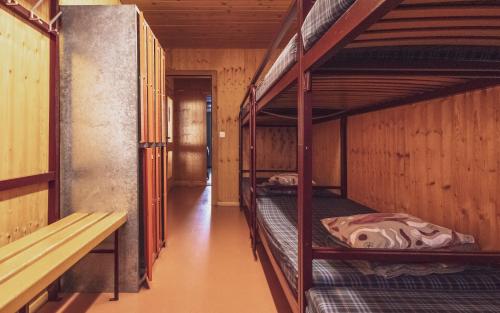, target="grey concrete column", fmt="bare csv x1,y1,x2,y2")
59,5,140,292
